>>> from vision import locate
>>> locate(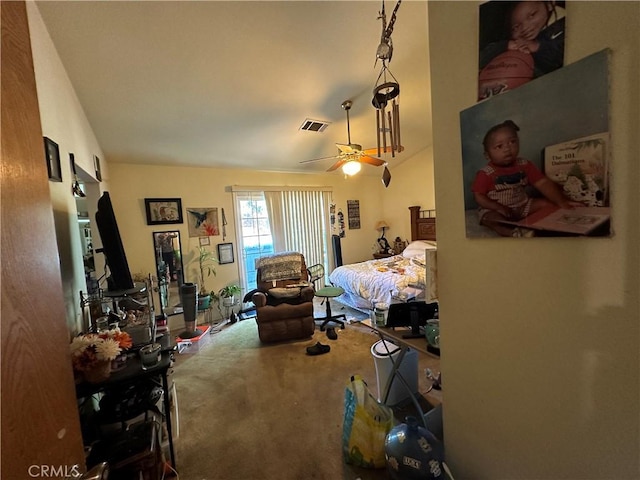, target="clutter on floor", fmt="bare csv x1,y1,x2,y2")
326,327,338,340
175,325,210,353
305,342,331,355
